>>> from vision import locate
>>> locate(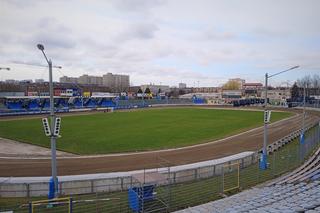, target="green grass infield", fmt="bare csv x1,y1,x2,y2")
0,108,292,154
